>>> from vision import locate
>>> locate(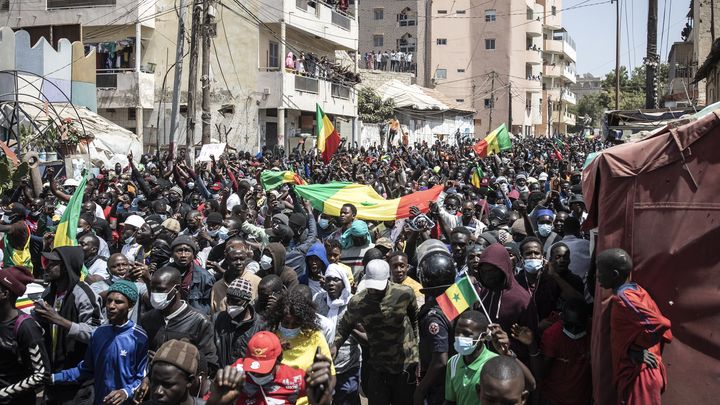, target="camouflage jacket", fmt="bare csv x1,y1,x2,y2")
334,282,419,374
